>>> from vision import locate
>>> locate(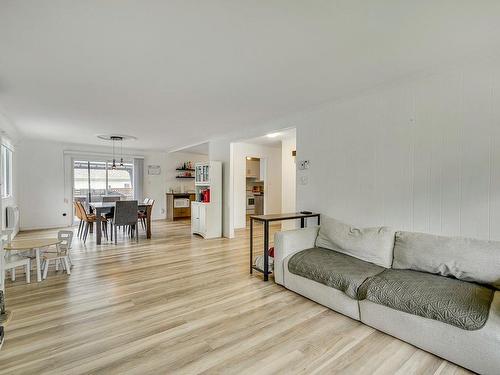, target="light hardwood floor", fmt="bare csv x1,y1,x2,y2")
0,220,471,375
